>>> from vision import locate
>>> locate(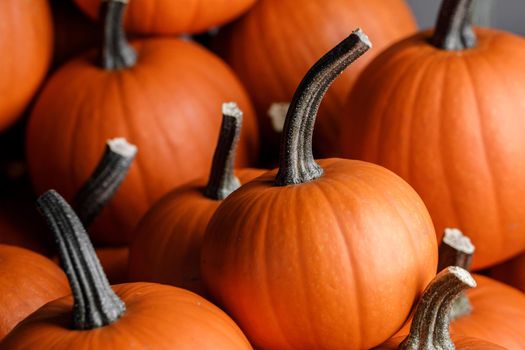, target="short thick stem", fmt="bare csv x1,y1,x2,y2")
37,190,125,330
431,0,477,50
437,228,475,319
274,29,371,186
100,0,137,70
399,267,477,350
73,138,137,228
203,103,242,200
